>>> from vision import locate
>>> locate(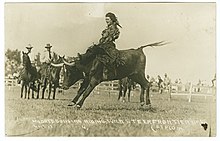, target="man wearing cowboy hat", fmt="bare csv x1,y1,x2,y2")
40,43,54,64
18,44,35,84
20,44,33,64
39,43,56,84
26,44,33,54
